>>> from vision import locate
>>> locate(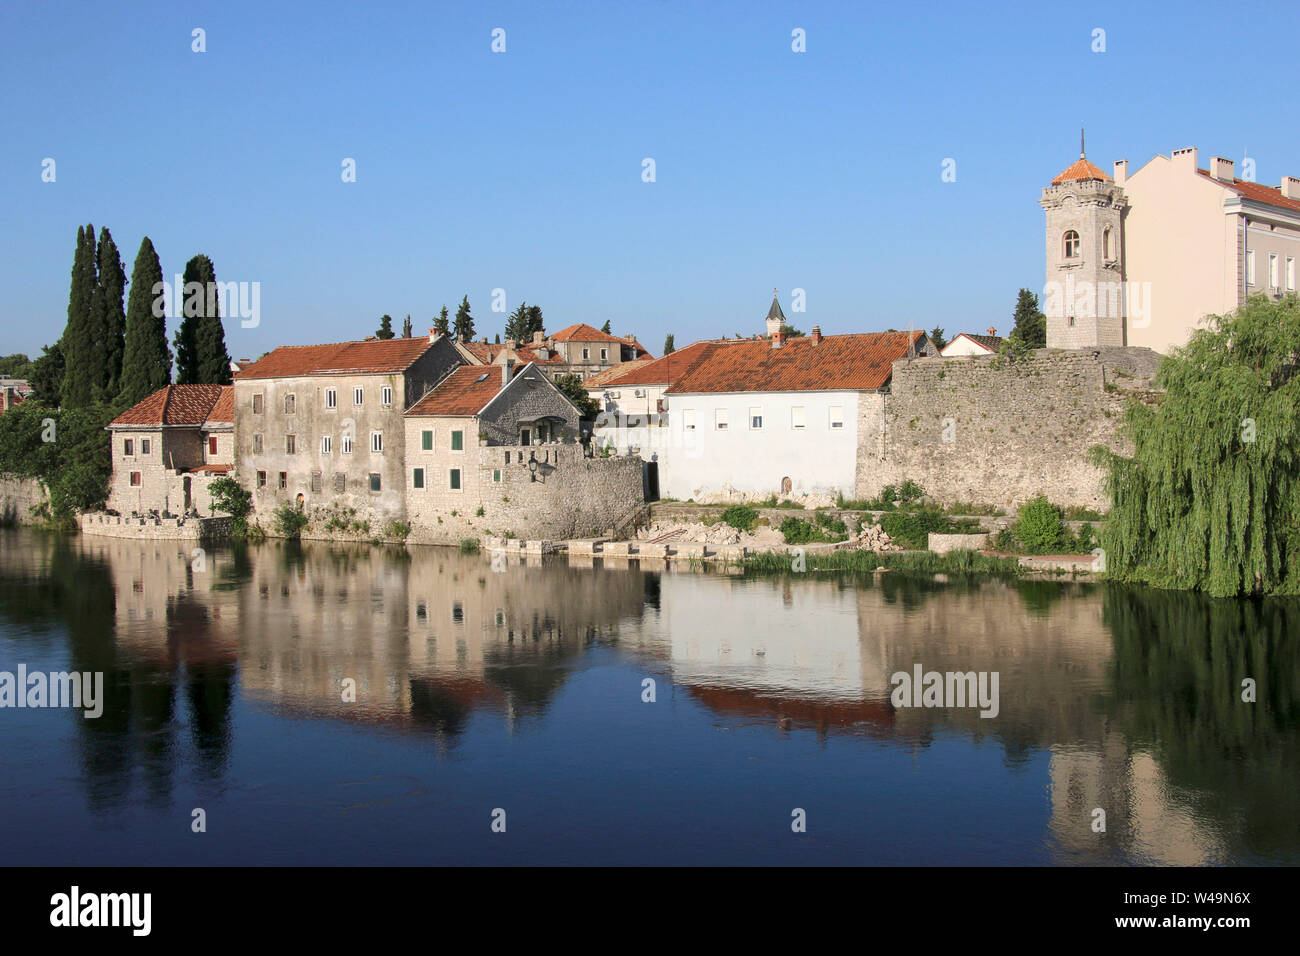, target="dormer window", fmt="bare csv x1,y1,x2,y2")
1063,230,1080,259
